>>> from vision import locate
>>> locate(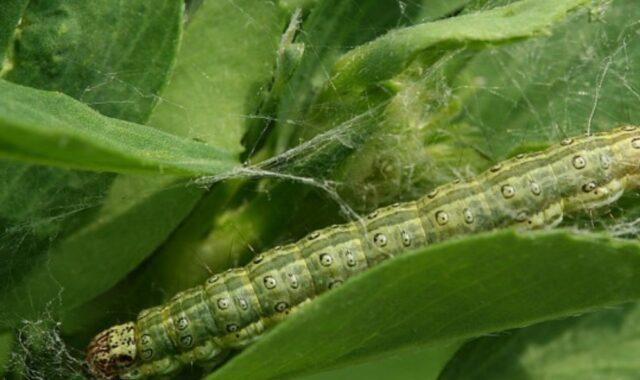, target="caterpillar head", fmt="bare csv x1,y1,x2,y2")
86,322,137,379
